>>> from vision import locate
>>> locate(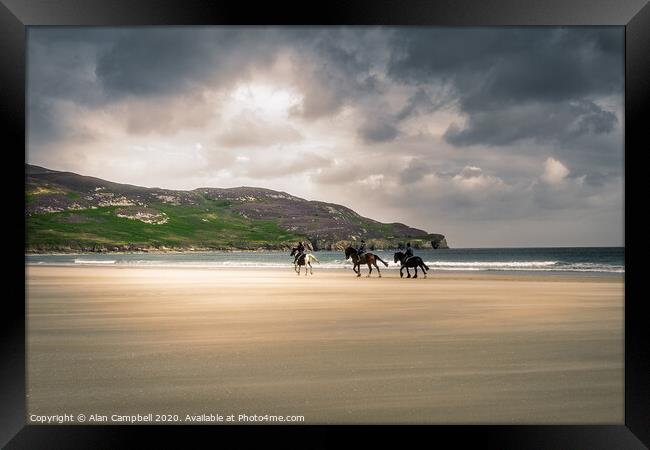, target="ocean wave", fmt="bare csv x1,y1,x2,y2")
424,260,559,268
420,261,623,272
74,259,117,264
